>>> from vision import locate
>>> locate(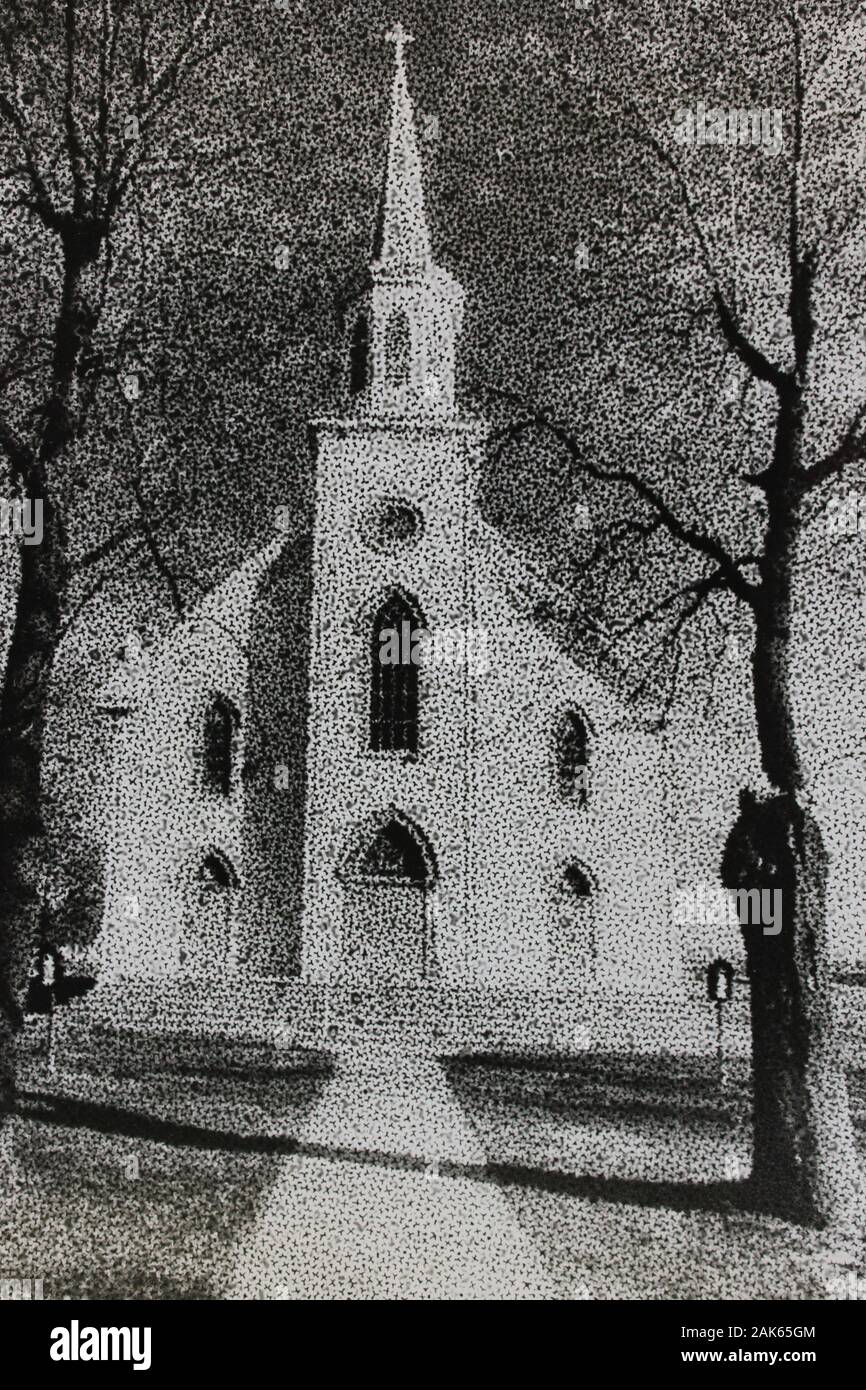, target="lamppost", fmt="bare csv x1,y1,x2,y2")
94,640,140,979
707,956,735,1090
